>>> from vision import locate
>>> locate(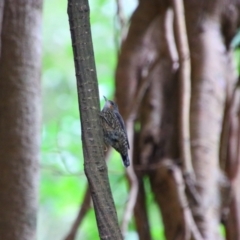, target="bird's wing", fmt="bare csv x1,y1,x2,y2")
115,111,130,149
99,112,115,130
